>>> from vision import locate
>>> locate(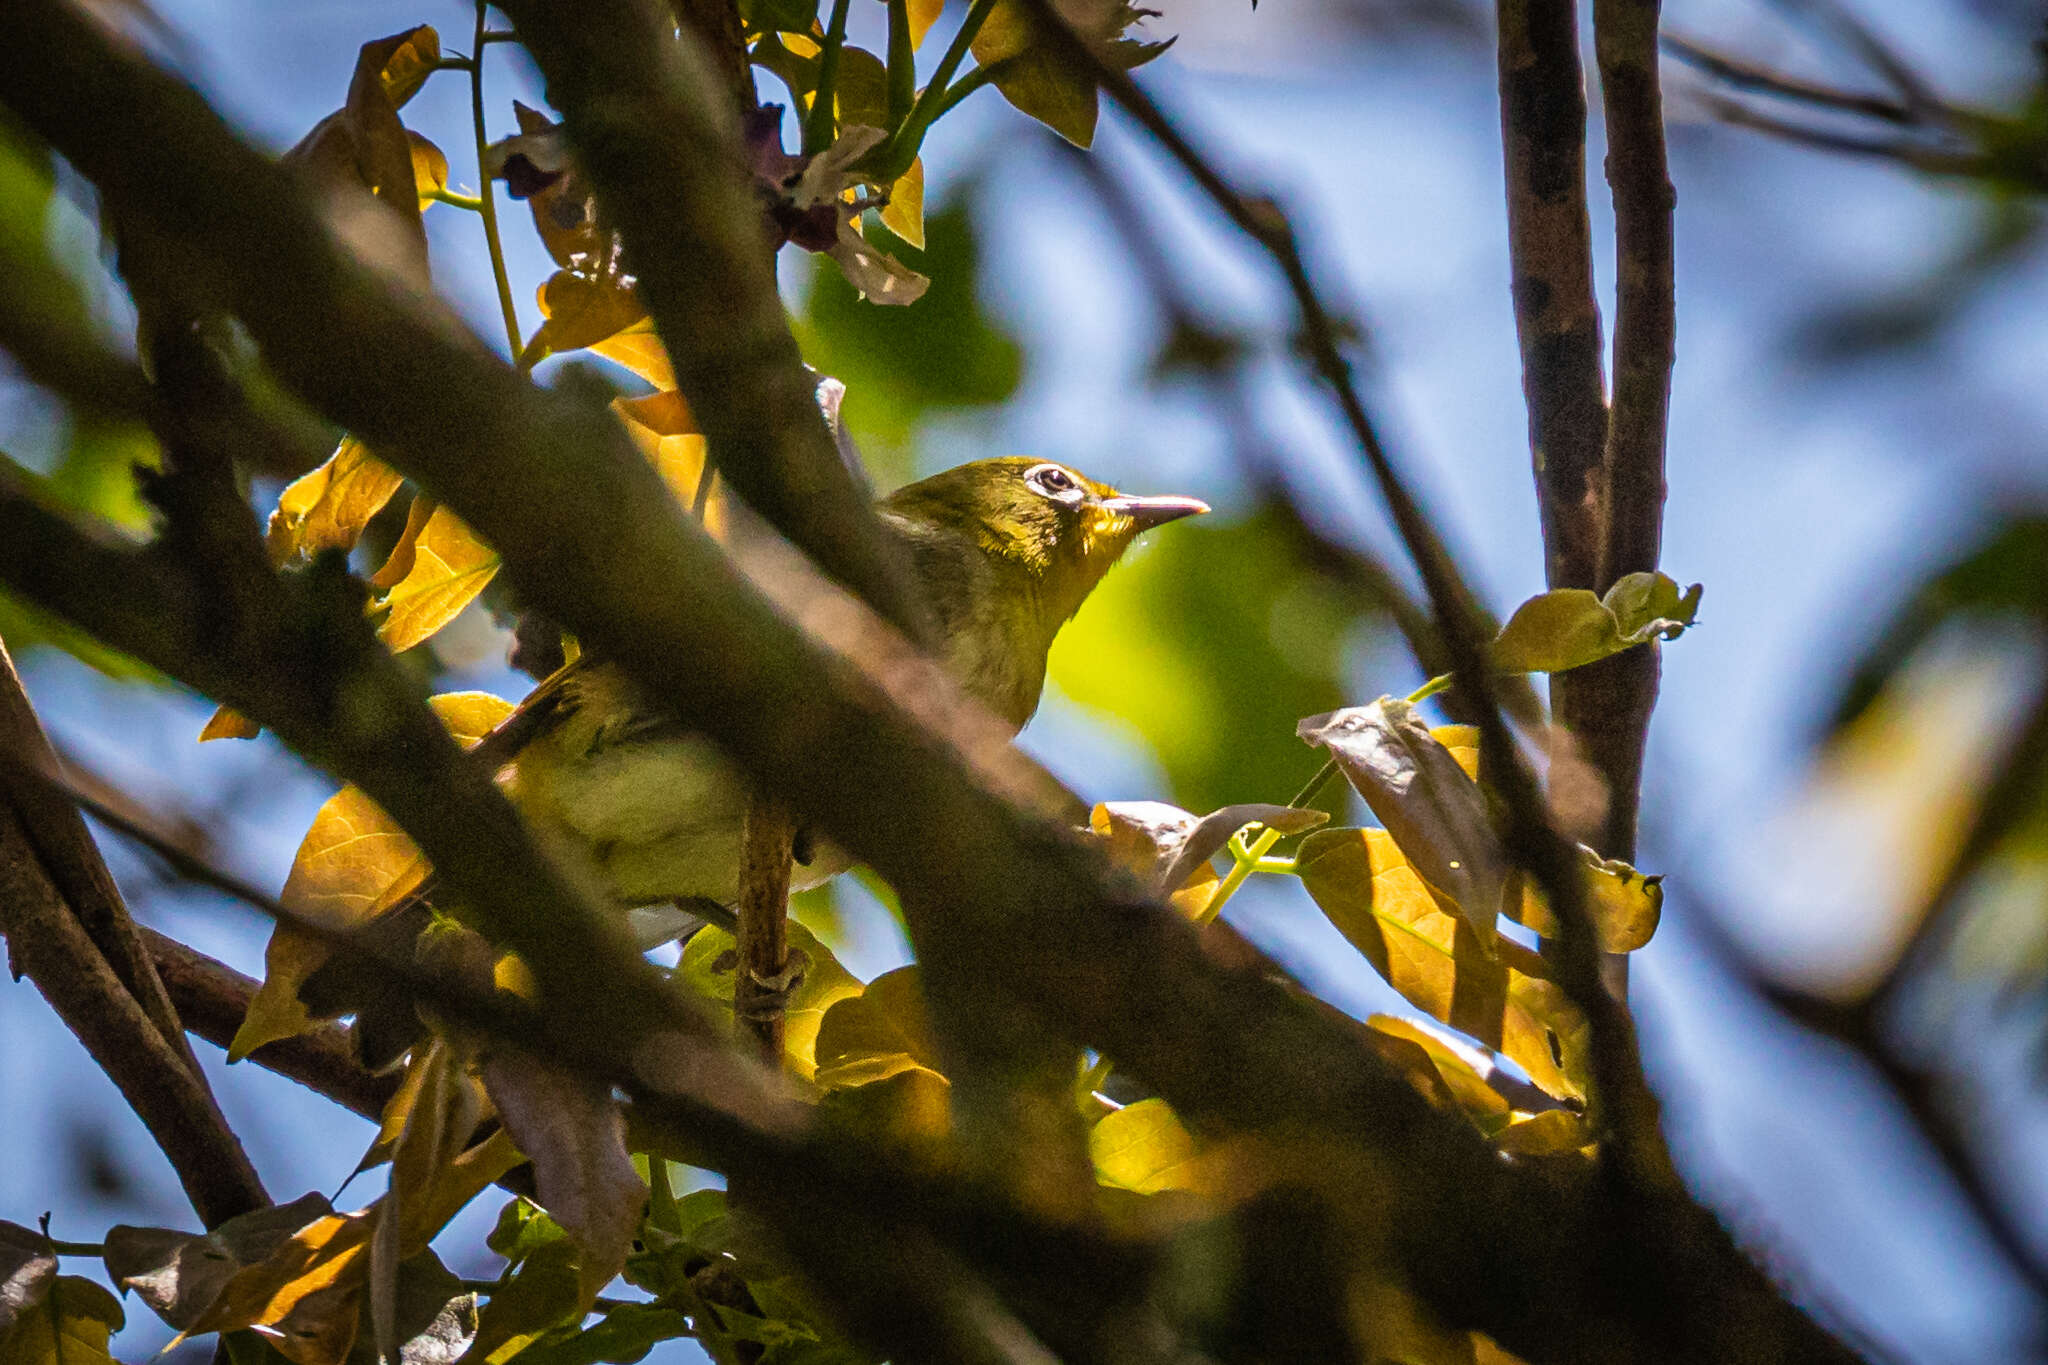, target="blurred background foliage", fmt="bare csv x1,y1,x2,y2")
12,0,2048,1361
